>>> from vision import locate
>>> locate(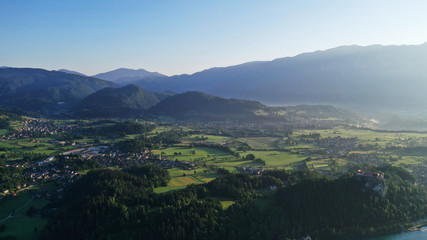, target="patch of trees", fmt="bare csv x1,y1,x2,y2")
150,130,188,145
0,118,9,129
117,129,188,152
0,166,26,192
117,138,152,153
125,164,170,187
